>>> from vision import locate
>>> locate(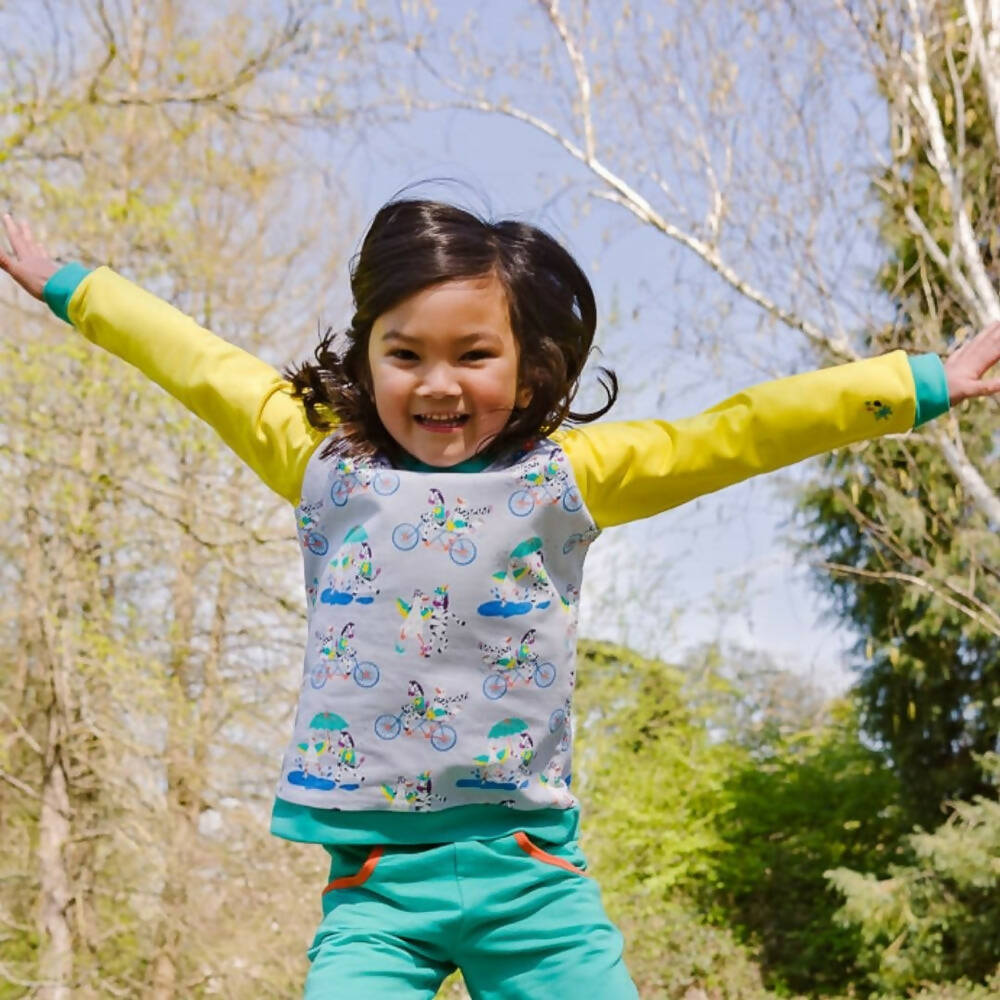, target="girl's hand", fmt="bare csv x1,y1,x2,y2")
0,213,60,300
944,322,1000,405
